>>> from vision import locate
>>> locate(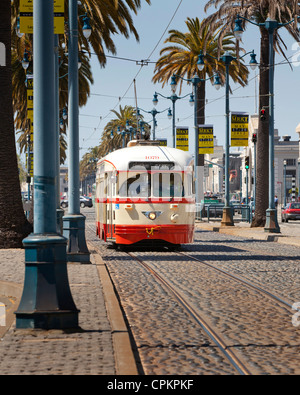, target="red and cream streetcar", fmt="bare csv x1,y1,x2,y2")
95,140,195,246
